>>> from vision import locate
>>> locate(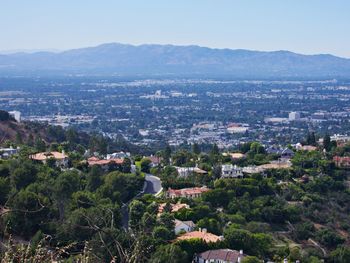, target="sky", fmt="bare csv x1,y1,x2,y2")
0,0,349,57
